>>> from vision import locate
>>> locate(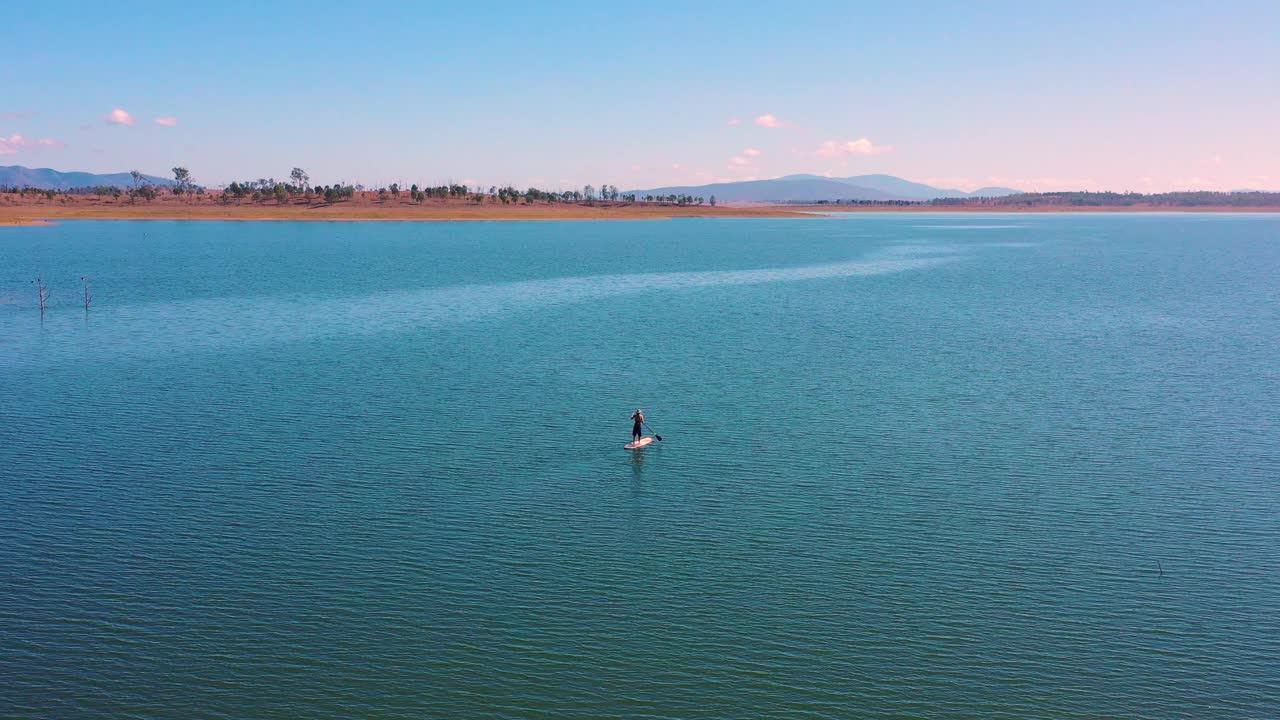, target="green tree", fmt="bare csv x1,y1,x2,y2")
172,167,193,200
290,167,309,191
